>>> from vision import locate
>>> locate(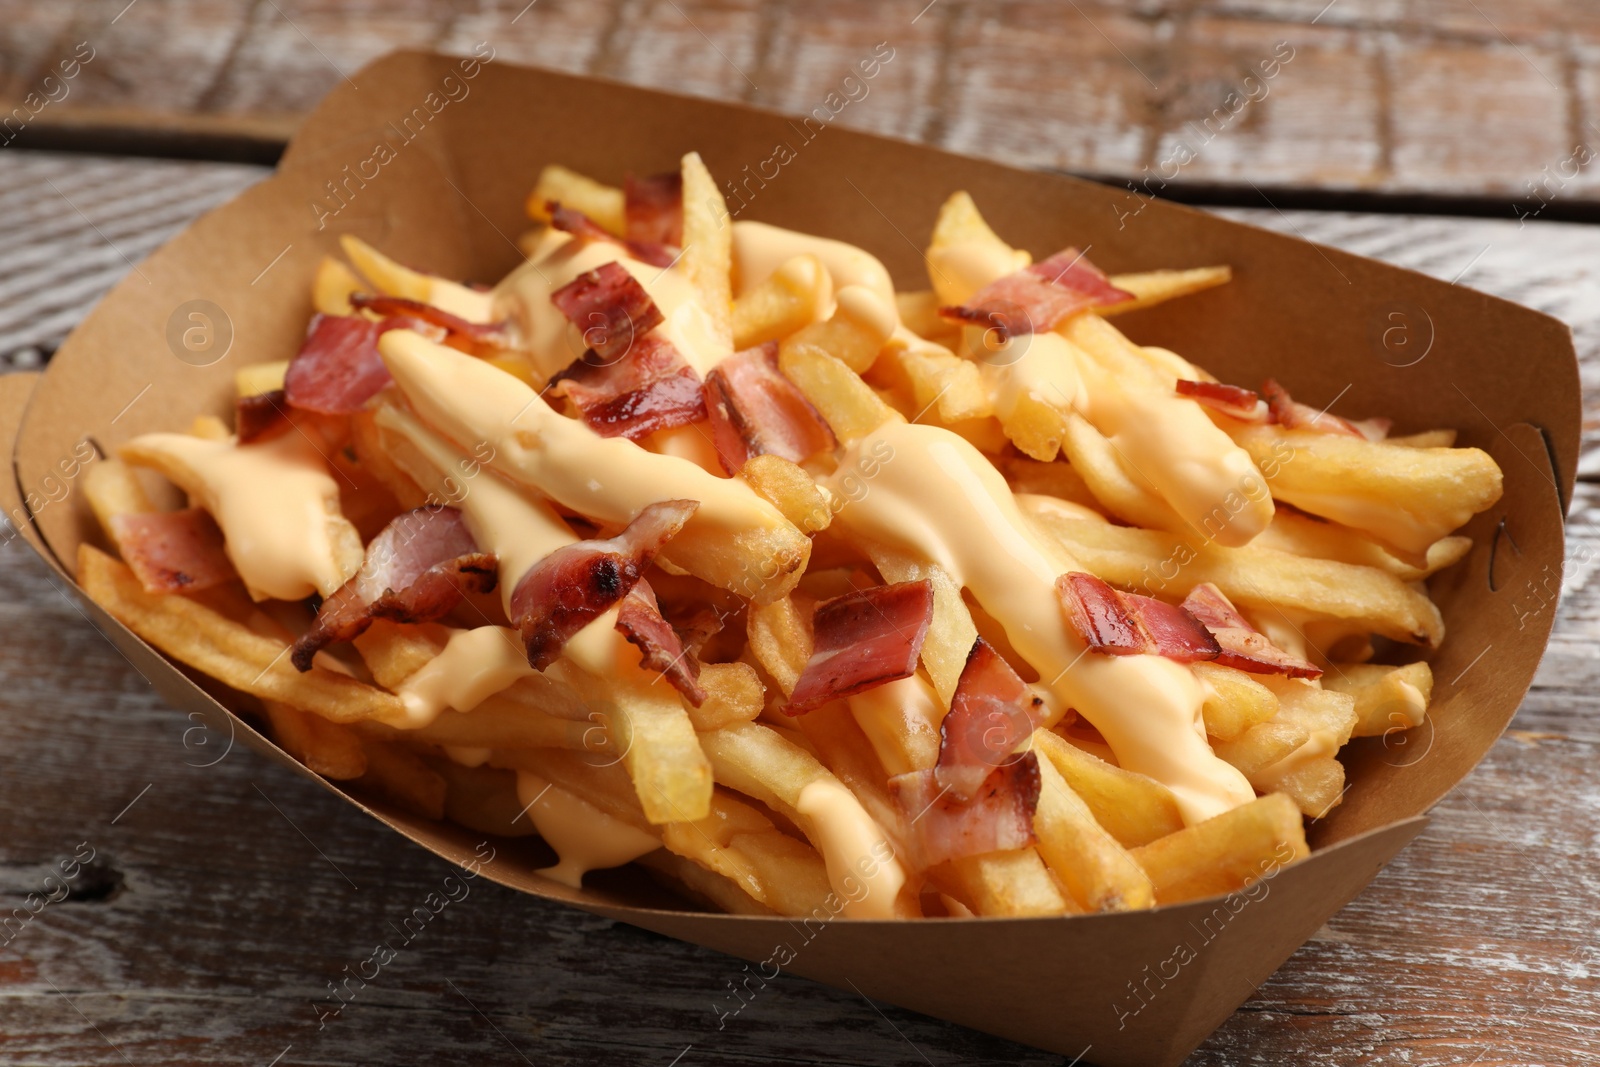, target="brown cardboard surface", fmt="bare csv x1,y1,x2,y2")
5,52,1575,1064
